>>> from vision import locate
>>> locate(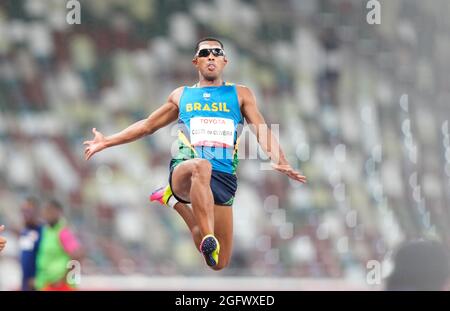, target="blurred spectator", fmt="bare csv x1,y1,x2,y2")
35,200,83,291
19,196,43,291
386,240,450,291
0,225,6,252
